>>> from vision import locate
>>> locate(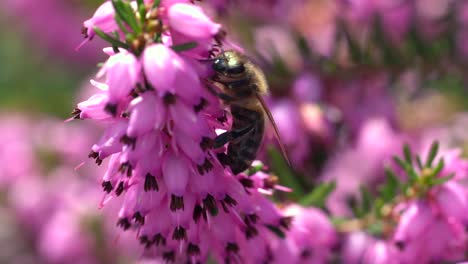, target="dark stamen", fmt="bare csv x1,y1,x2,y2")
193,204,203,222
245,225,258,239
104,103,118,116
115,182,125,196
71,108,82,119
245,214,258,225
265,224,286,238
395,241,405,250
197,164,205,175
220,200,229,213
239,178,254,188
102,181,113,193
170,195,184,211
88,151,98,159
121,111,130,118
88,151,103,165
200,137,213,151
172,226,187,241
279,216,294,230
154,233,166,246
144,173,159,192
119,162,133,177
202,158,213,172
187,243,201,256
163,93,176,105
139,235,153,248
162,251,175,263
120,135,136,150
117,218,131,230
300,249,312,259
133,212,145,225
203,194,218,216
194,98,208,113
81,26,88,38
226,242,239,253
223,194,237,206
